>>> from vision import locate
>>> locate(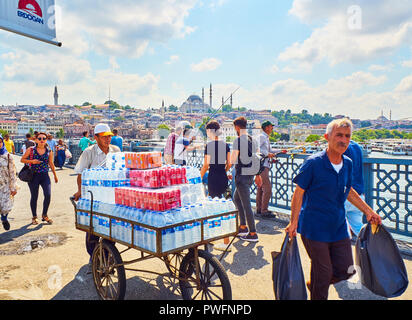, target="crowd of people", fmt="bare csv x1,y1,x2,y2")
0,117,384,300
